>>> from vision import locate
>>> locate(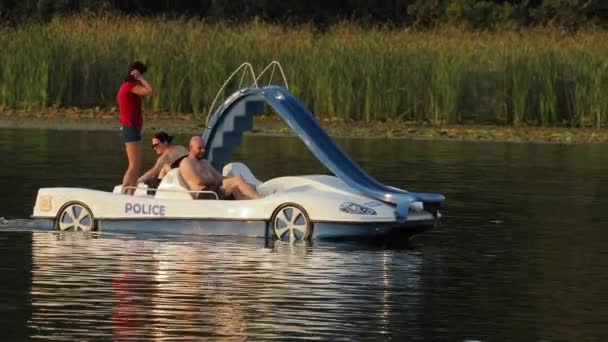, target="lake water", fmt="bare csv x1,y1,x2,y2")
0,128,607,340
